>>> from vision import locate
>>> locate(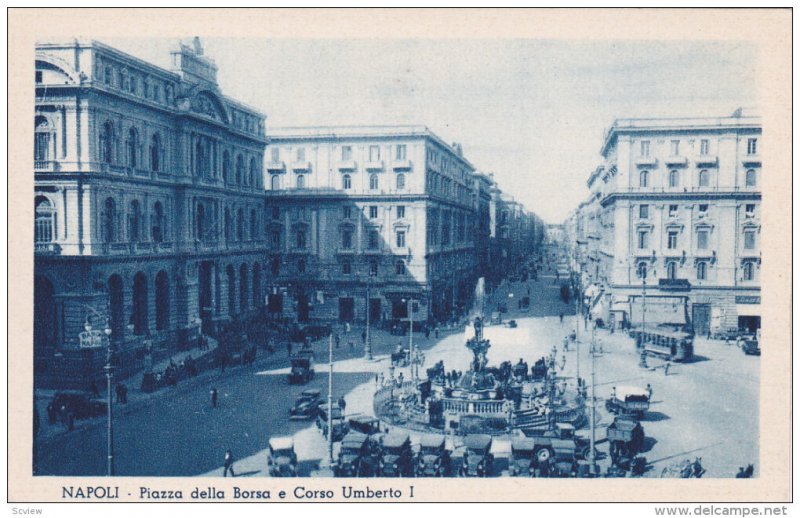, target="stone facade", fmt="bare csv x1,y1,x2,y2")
34,39,268,388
